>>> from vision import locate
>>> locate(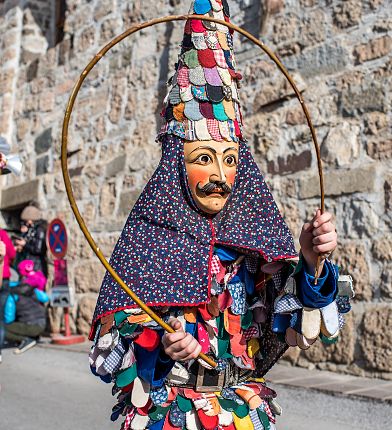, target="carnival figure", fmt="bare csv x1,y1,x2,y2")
88,2,353,429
